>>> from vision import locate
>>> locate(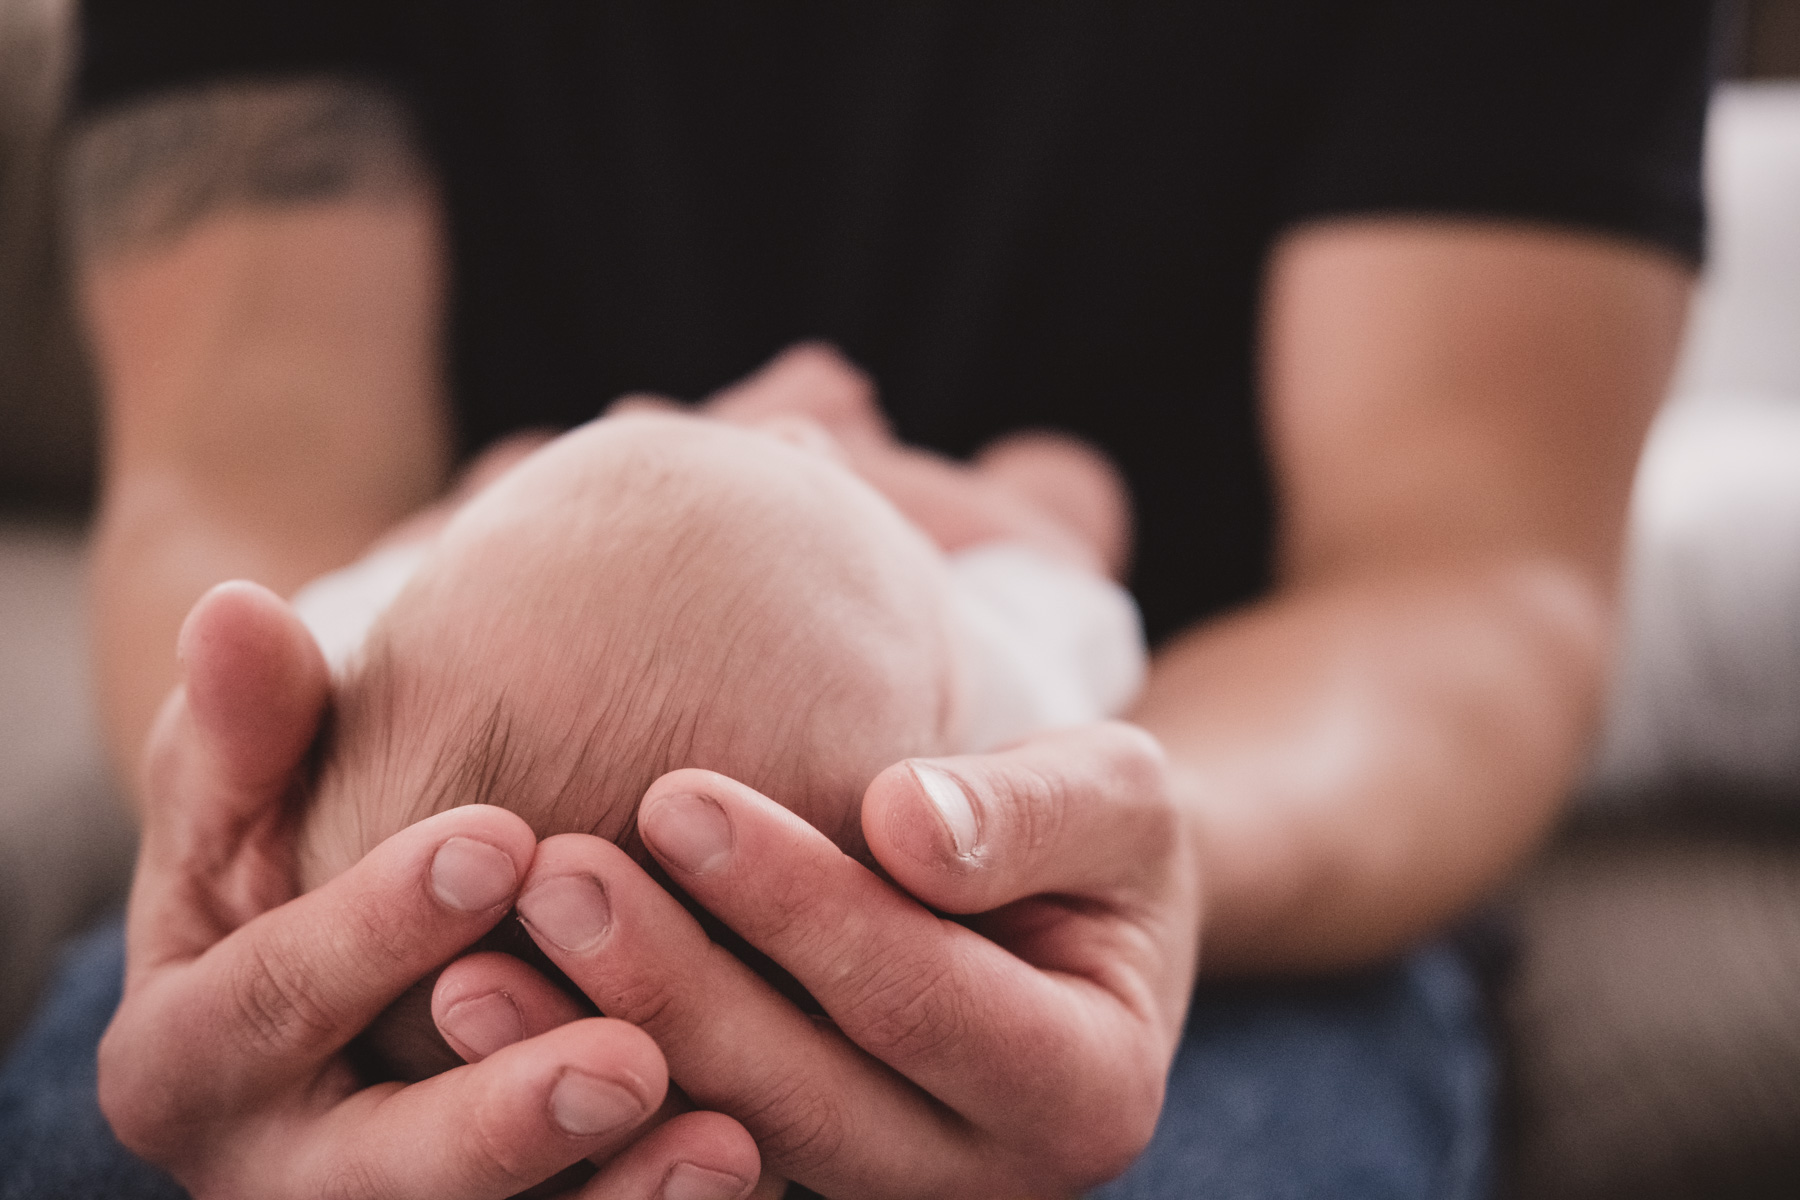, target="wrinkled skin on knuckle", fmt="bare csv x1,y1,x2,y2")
314,1155,400,1200
736,1072,848,1179
341,878,430,968
756,863,836,949
984,759,1066,862
603,966,684,1037
227,936,342,1060
833,950,964,1065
